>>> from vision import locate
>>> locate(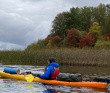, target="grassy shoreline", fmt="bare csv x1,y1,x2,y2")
0,48,110,66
